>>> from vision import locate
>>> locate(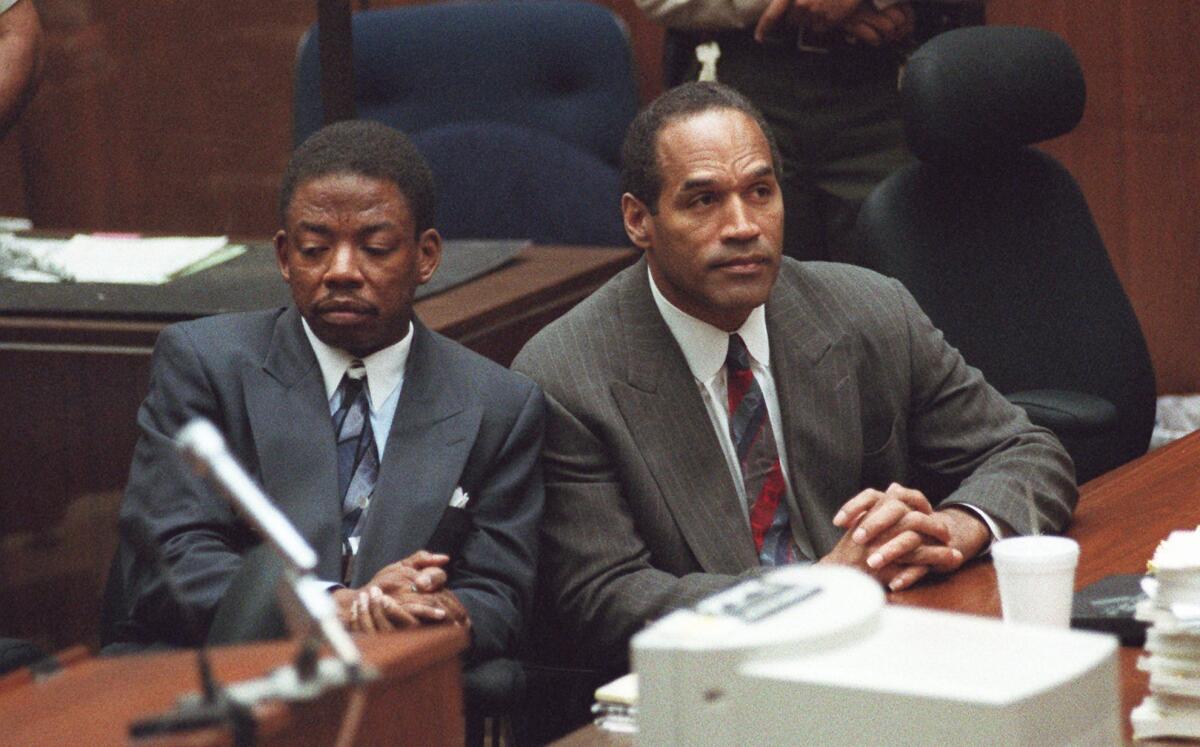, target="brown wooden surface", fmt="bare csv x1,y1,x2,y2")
0,626,468,746
0,244,636,654
561,430,1200,745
